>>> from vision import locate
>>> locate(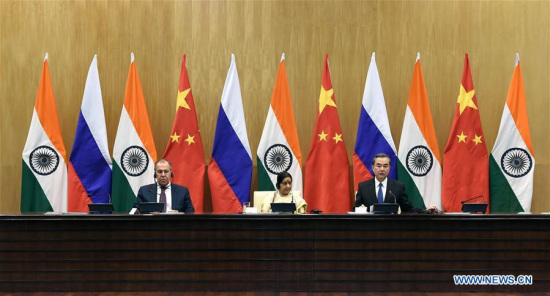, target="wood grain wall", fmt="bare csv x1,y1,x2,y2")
0,0,548,213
